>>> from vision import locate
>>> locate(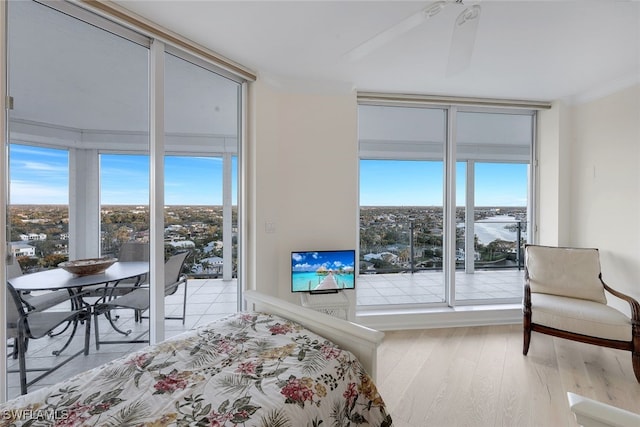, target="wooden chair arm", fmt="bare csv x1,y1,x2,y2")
601,278,640,324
